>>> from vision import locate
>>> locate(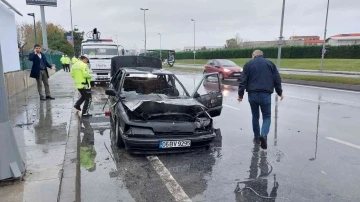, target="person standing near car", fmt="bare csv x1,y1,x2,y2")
29,44,56,100
71,55,92,117
60,55,66,71
237,50,284,149
63,55,71,72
